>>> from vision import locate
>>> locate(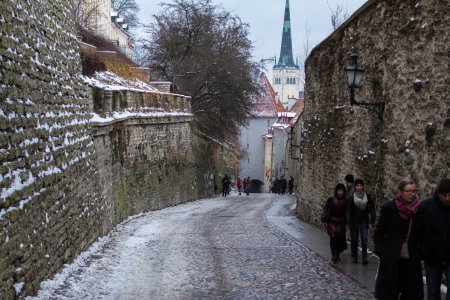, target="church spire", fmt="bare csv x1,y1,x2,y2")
275,0,298,68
